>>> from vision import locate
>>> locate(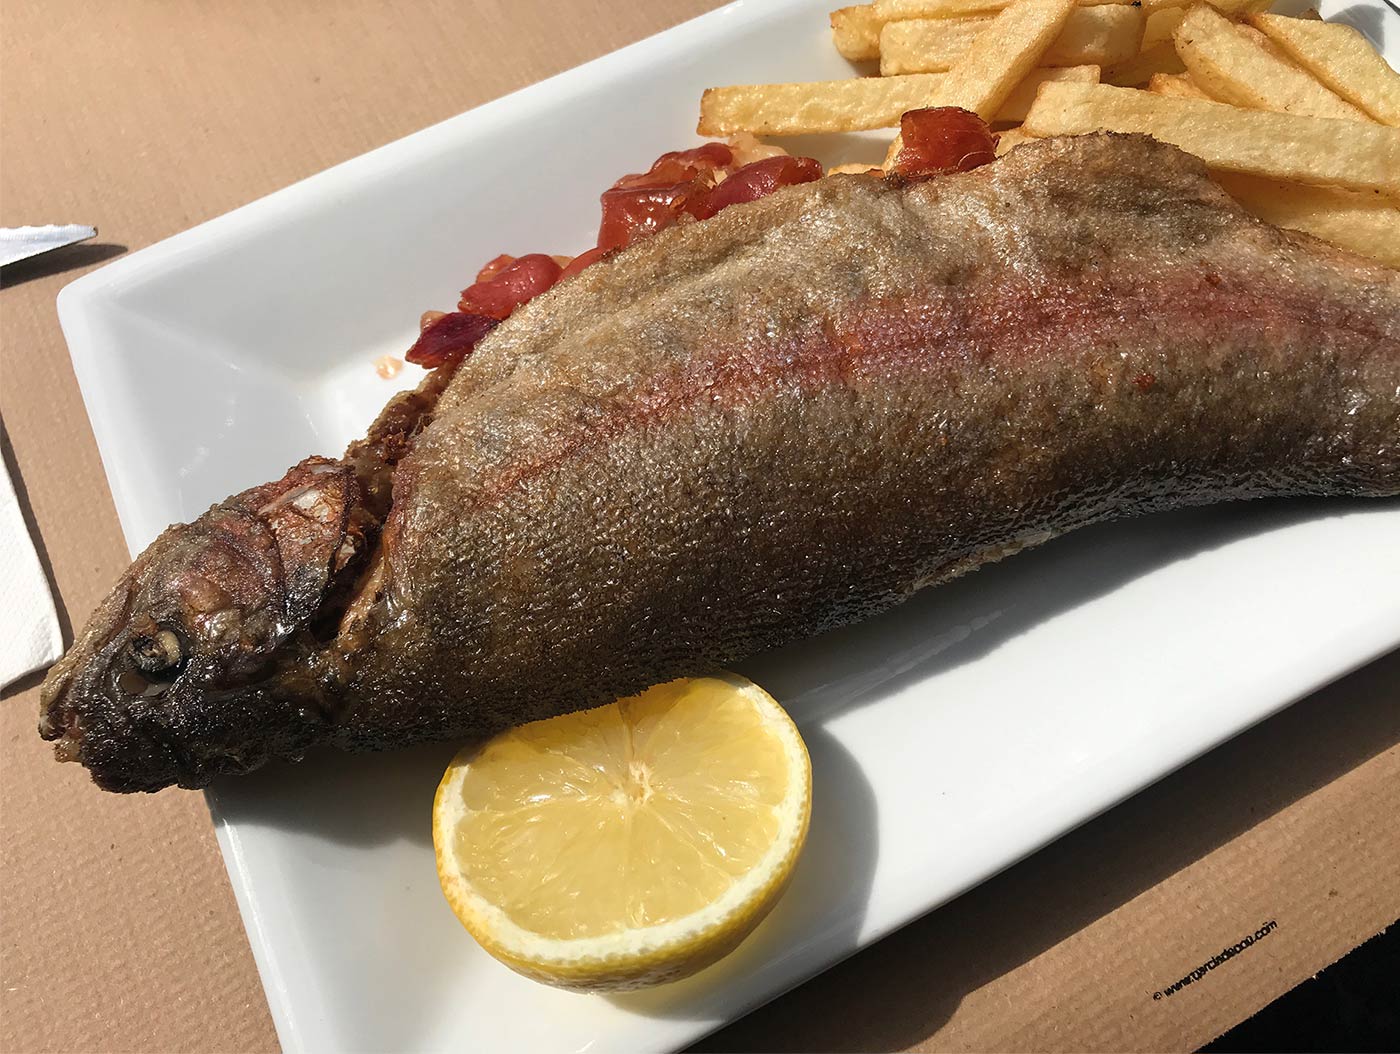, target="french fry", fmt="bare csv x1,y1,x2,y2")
998,65,1100,122
699,74,946,136
846,0,1084,154
1139,0,1269,17
884,62,1095,164
831,5,882,62
1046,4,1142,66
1141,8,1185,50
881,18,991,74
924,0,1080,120
700,67,1092,136
1174,6,1370,123
1250,13,1400,127
1213,172,1400,267
876,0,1017,19
1234,24,1274,50
1103,43,1185,86
874,0,1124,20
1021,82,1400,195
881,38,1092,162
880,6,1141,75
1148,72,1213,99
